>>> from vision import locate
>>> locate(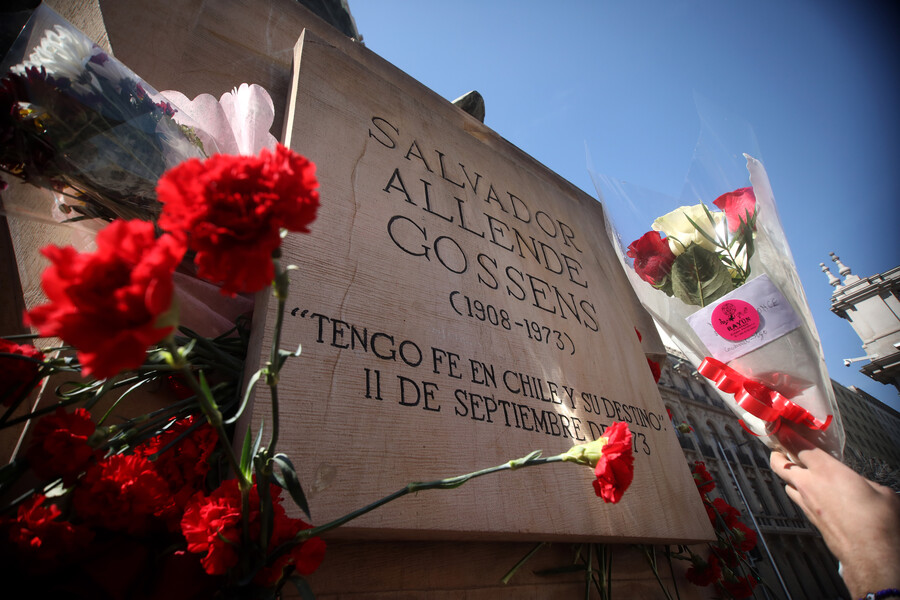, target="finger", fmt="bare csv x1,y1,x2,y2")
783,484,818,528
770,451,805,487
791,444,837,471
769,451,793,473
775,424,821,465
